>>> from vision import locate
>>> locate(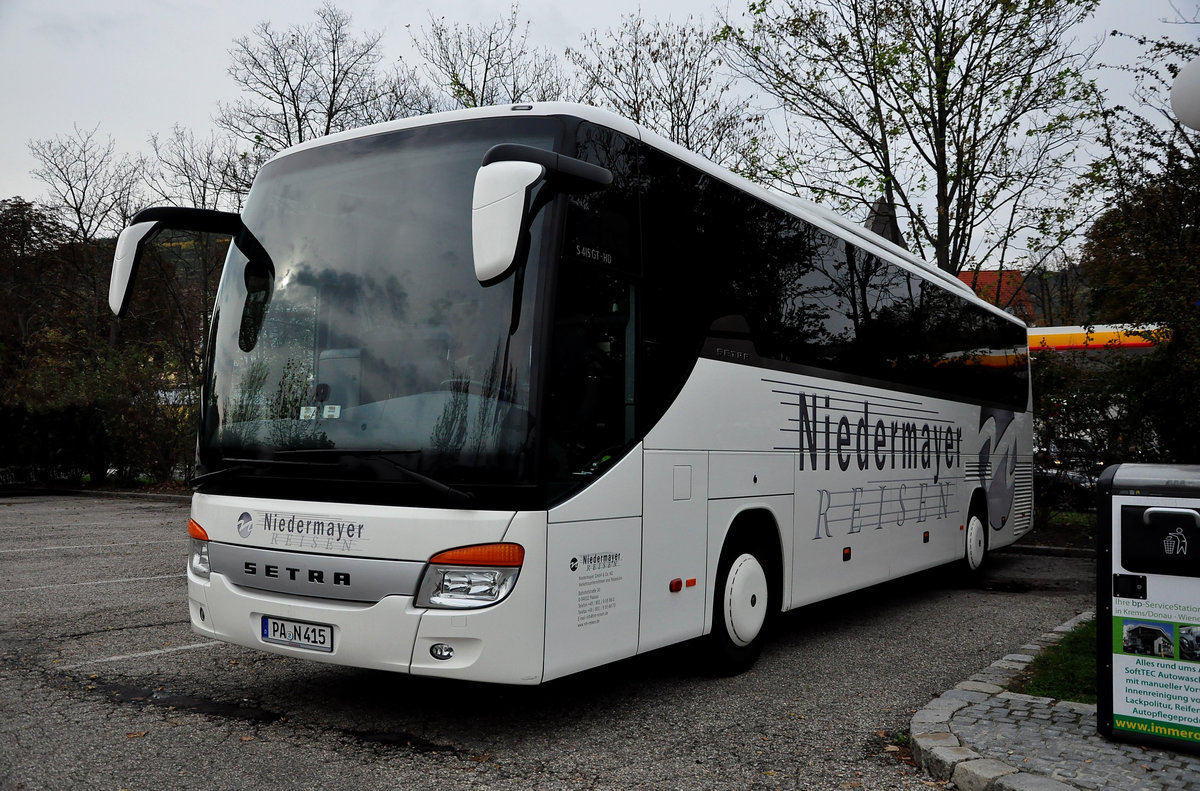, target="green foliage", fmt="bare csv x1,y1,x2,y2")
1040,511,1095,549
720,0,1102,275
1013,619,1097,704
1033,348,1165,466
1075,34,1200,462
0,199,206,485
